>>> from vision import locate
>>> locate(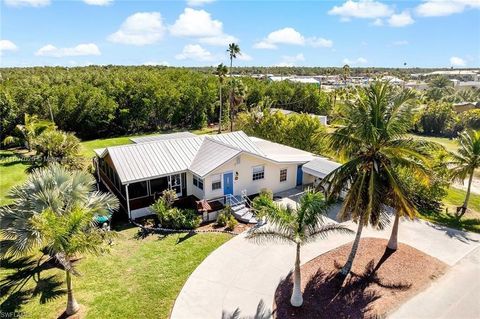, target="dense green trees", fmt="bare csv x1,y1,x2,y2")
0,66,332,142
